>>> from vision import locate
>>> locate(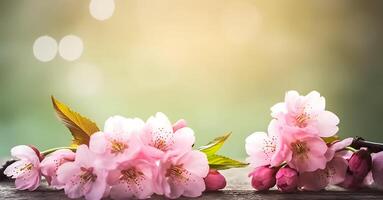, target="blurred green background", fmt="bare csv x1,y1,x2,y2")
1,0,383,159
